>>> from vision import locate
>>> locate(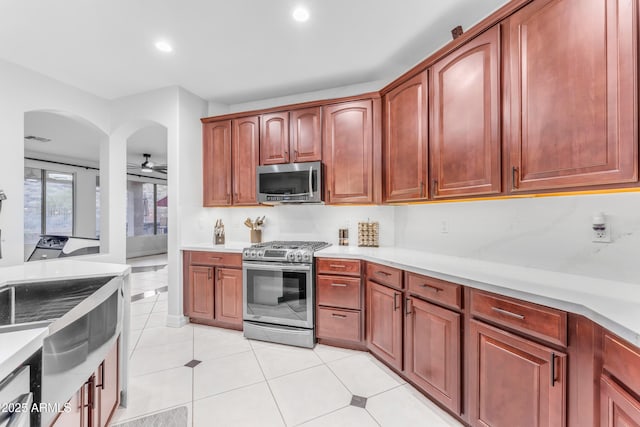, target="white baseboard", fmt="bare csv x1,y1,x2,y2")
166,314,189,328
